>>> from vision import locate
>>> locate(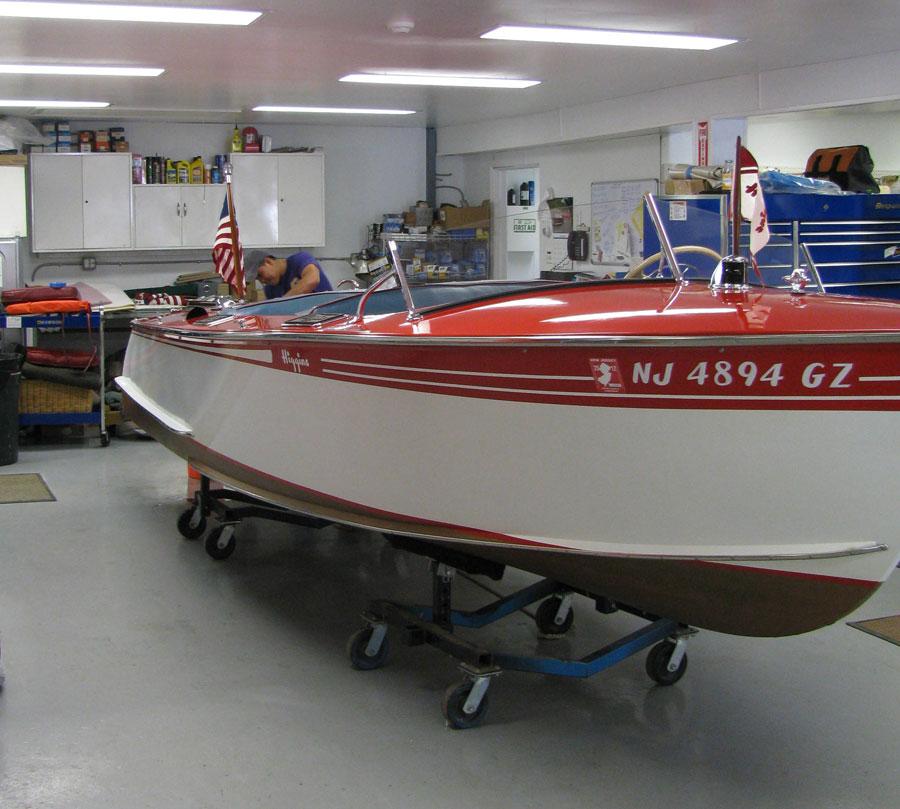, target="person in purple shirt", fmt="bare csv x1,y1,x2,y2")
244,250,333,299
